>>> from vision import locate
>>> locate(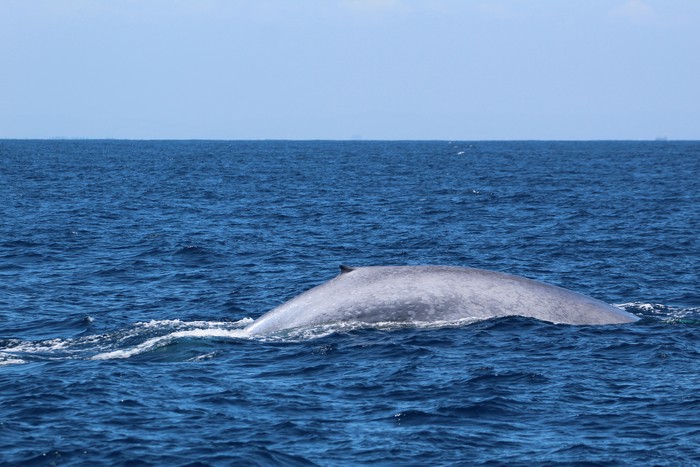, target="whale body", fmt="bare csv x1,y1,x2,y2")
243,265,638,335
